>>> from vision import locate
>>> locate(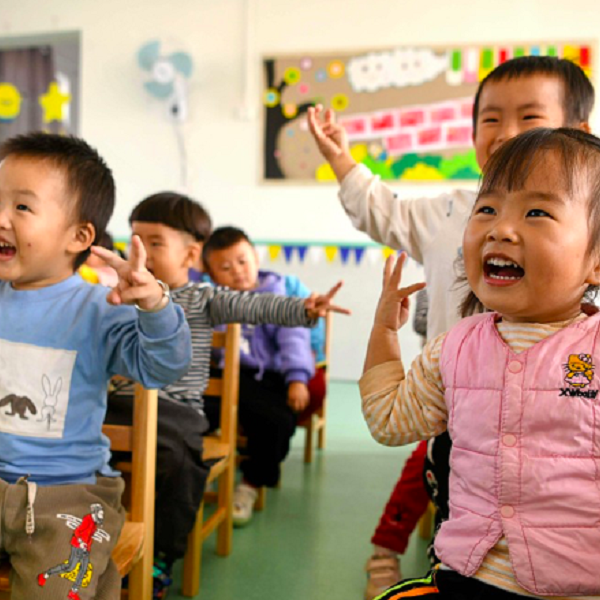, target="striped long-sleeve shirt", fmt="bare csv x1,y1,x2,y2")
360,314,598,599
156,282,313,410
